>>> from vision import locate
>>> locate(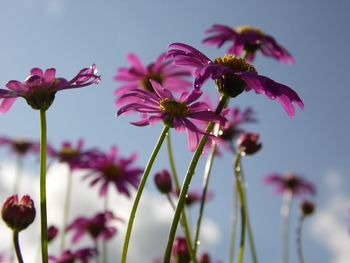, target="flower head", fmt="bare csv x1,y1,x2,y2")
167,43,303,117
1,194,35,232
0,136,39,157
0,65,100,112
172,237,190,263
300,200,315,217
117,80,227,151
83,146,143,197
47,139,102,170
264,173,316,197
114,52,191,96
66,211,120,243
203,24,294,63
237,132,262,155
49,248,97,263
